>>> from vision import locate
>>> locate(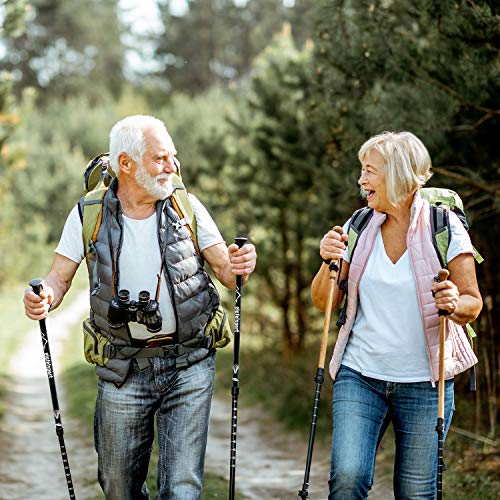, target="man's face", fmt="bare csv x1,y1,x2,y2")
135,128,177,200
